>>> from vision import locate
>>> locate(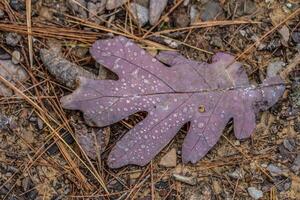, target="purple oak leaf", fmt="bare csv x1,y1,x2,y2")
60,36,285,168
